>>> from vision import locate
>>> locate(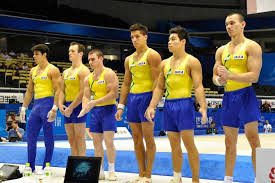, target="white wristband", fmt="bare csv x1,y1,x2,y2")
21,106,26,112
52,105,58,111
215,77,221,86
117,104,125,110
